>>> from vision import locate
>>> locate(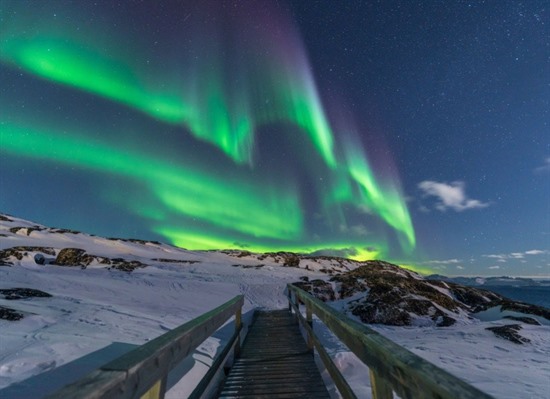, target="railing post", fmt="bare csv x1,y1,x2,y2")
140,378,164,399
288,290,292,312
294,295,300,322
234,306,242,358
306,302,313,351
369,368,393,399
